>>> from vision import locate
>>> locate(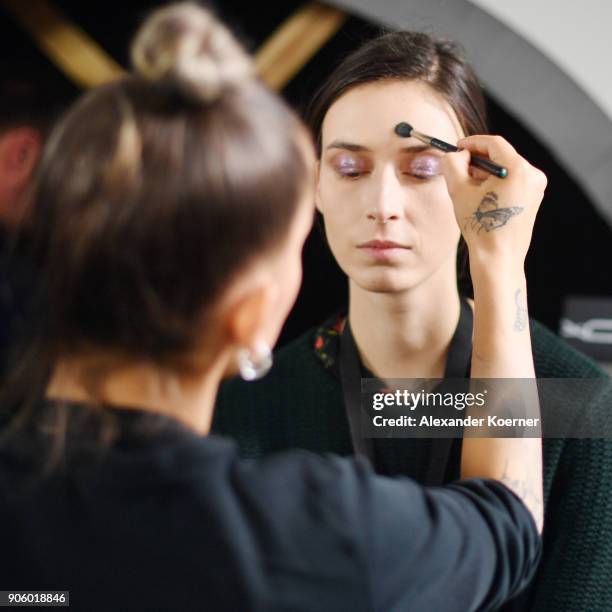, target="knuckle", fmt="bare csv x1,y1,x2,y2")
529,167,548,189
515,159,531,174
